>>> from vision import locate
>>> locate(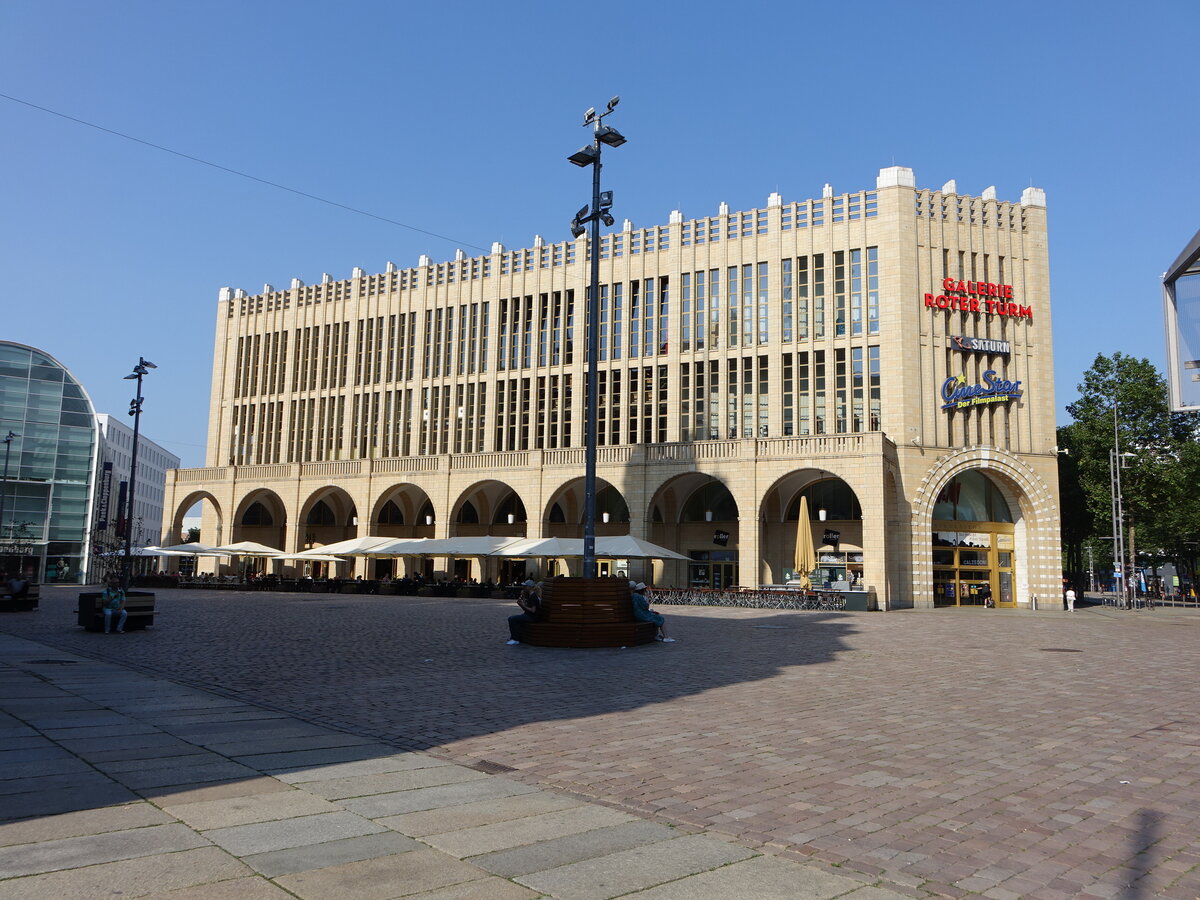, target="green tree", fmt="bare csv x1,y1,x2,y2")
186,526,200,543
1063,353,1200,585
